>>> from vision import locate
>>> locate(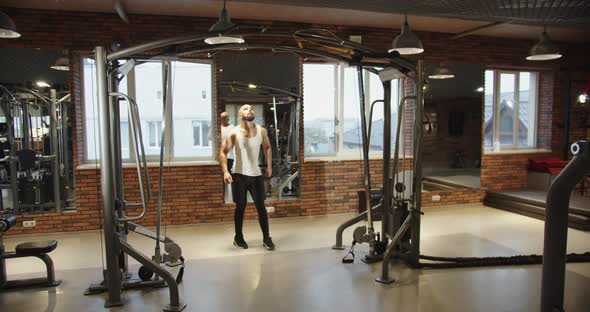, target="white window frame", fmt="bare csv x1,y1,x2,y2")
488,69,539,152
304,62,402,159
82,57,214,163
301,63,339,158
147,120,163,148
191,120,210,148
